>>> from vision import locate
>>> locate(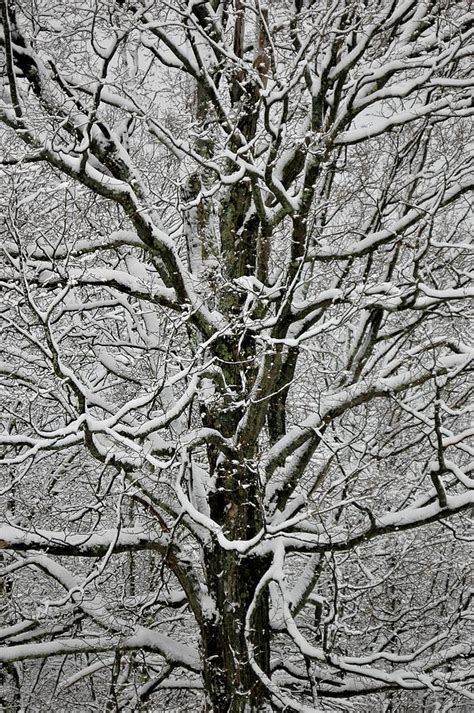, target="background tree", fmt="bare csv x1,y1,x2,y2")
0,1,473,711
